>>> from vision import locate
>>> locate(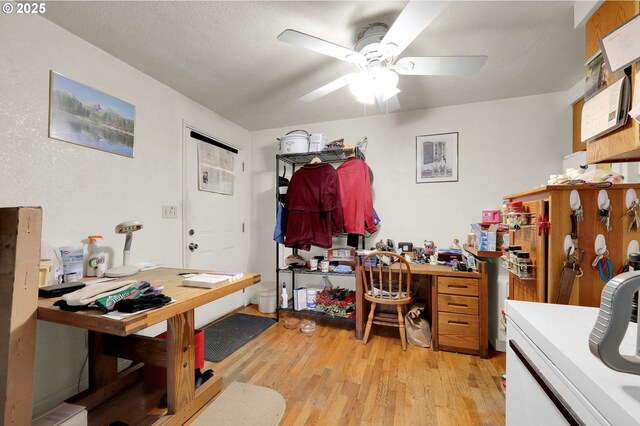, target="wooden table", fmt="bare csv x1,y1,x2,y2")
37,268,261,425
355,261,488,358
